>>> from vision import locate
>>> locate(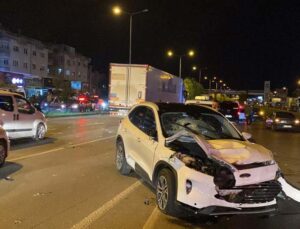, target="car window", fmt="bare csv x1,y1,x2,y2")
15,96,35,114
0,95,14,112
276,112,295,119
142,108,156,135
220,102,238,109
129,106,157,136
129,106,147,129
